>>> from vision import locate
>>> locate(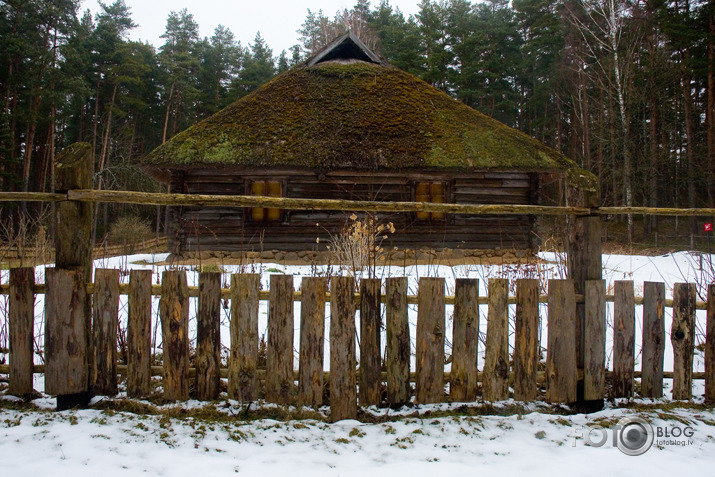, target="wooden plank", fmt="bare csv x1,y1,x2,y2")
671,283,696,400
359,278,382,406
266,274,295,404
513,279,539,402
546,279,577,403
159,270,190,401
451,278,479,402
298,277,327,408
127,269,153,398
330,276,357,421
415,277,445,404
196,272,221,400
385,277,410,406
583,280,606,400
45,268,88,395
8,267,35,396
641,281,666,398
91,269,120,396
613,280,635,398
706,284,715,402
228,274,260,401
483,278,509,401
